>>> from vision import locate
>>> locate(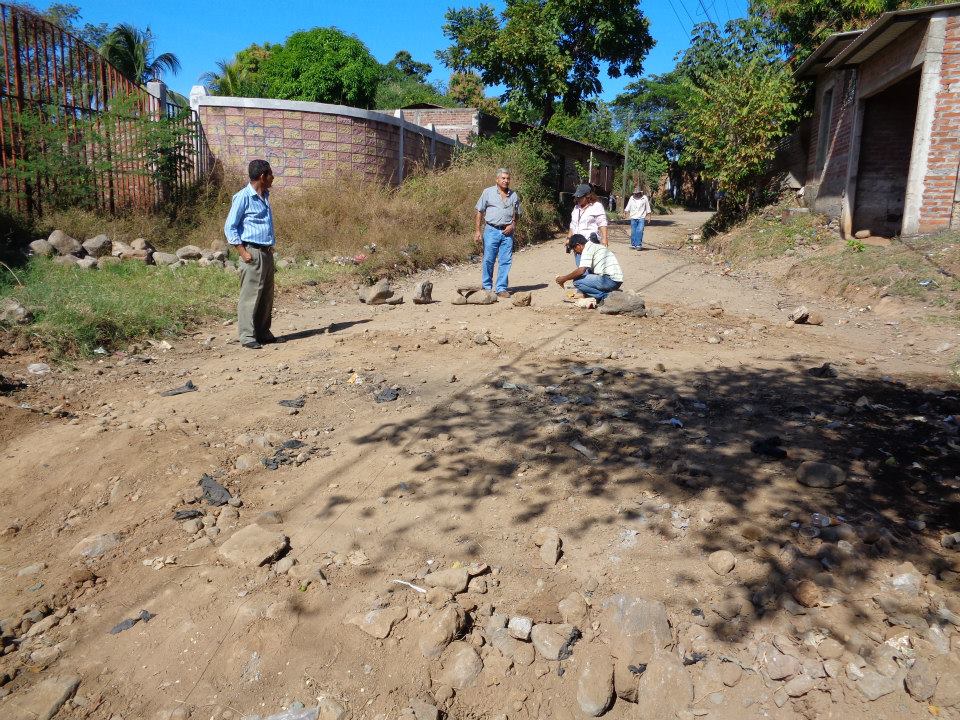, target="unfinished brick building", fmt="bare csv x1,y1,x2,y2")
797,2,960,237
397,104,623,198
